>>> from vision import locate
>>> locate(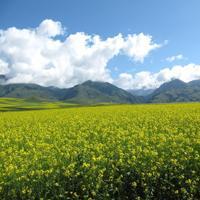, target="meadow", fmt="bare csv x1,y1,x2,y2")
0,98,78,112
0,103,199,199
